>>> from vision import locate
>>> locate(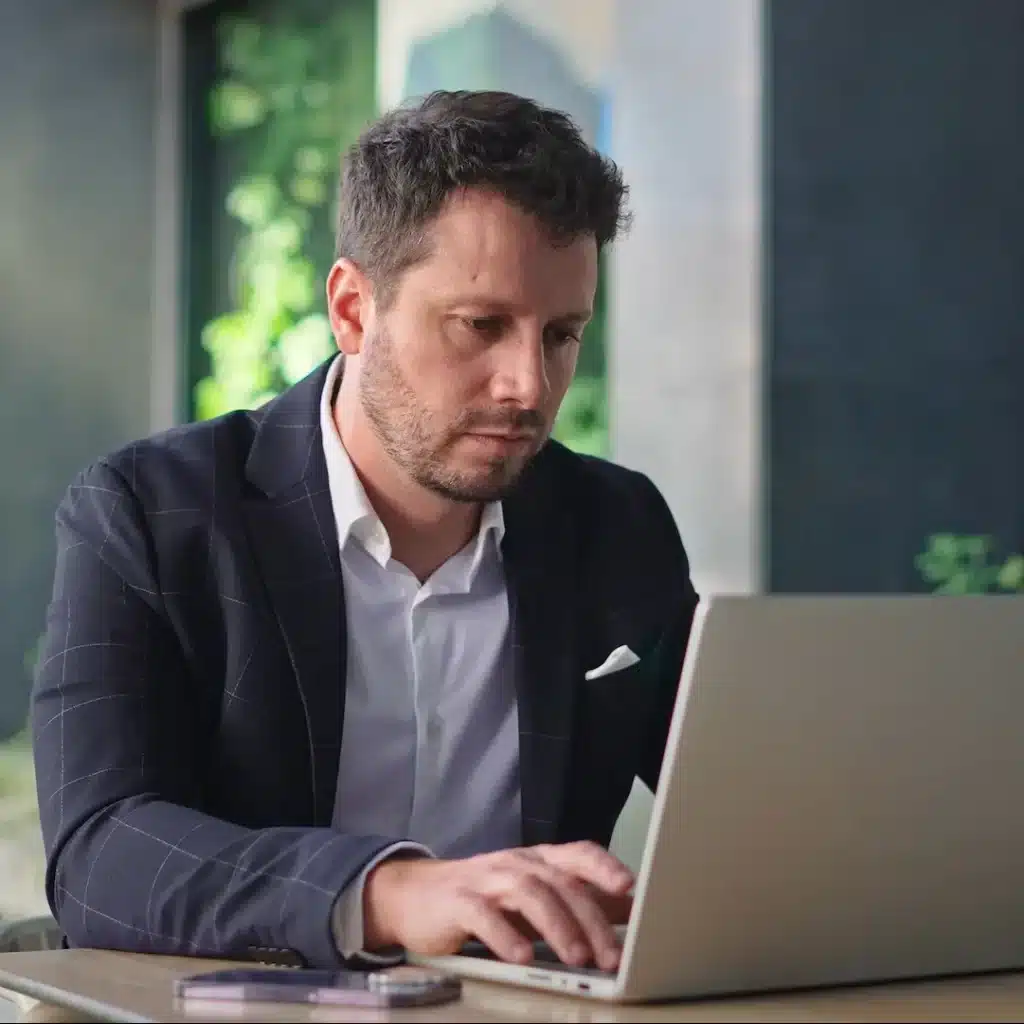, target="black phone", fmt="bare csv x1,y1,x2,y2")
173,965,462,1009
